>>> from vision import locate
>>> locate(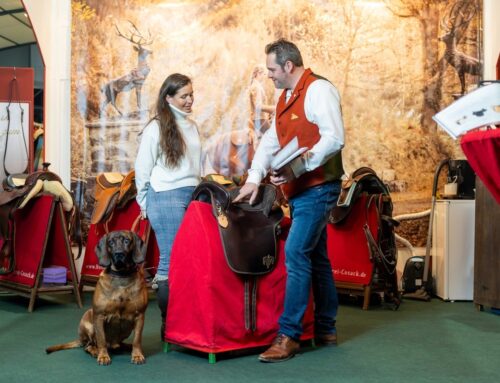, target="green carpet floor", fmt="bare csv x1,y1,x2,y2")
0,291,499,383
